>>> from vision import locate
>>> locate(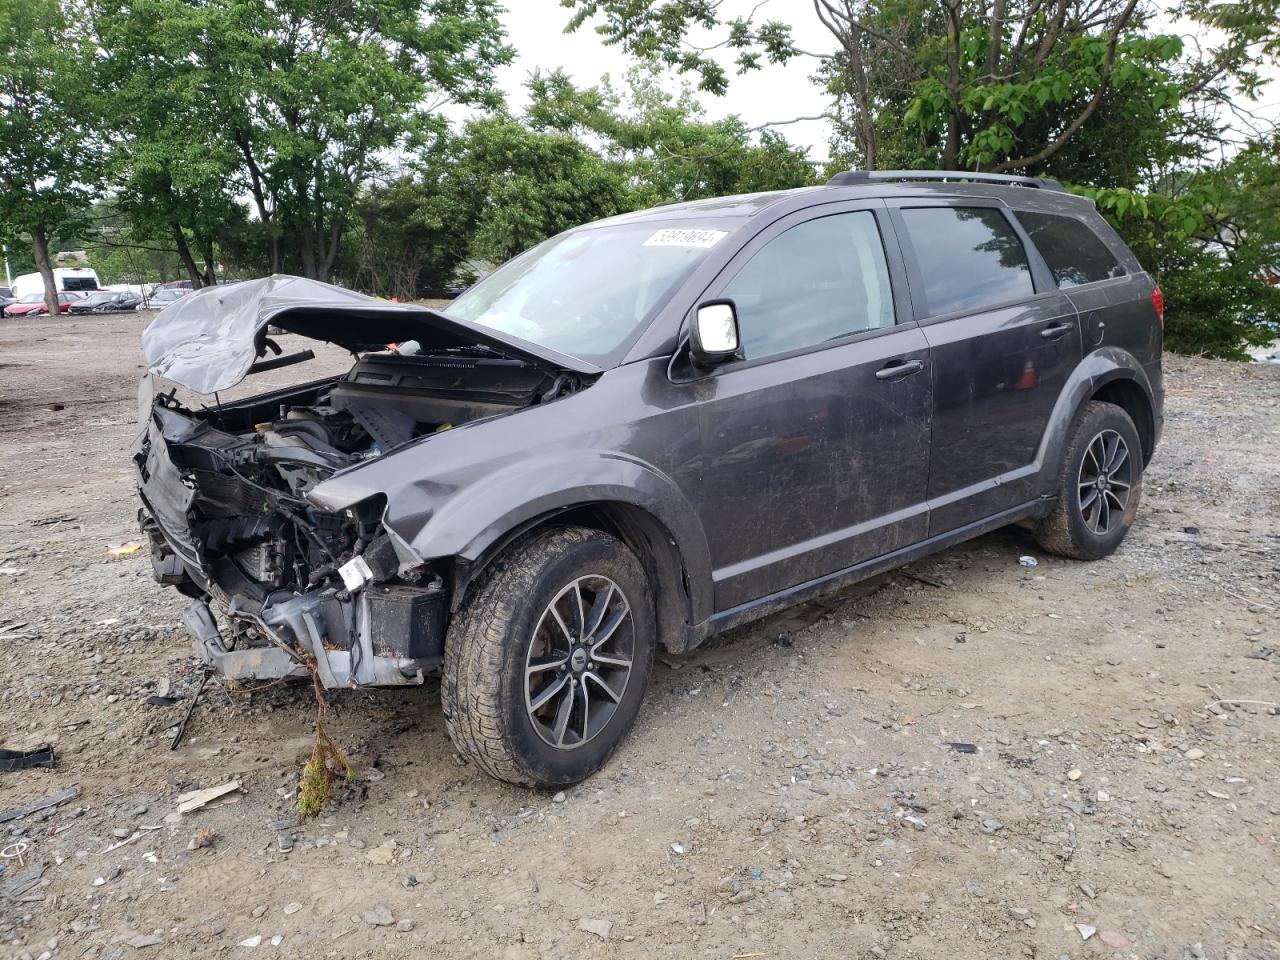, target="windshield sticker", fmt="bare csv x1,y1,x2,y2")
643,228,728,248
